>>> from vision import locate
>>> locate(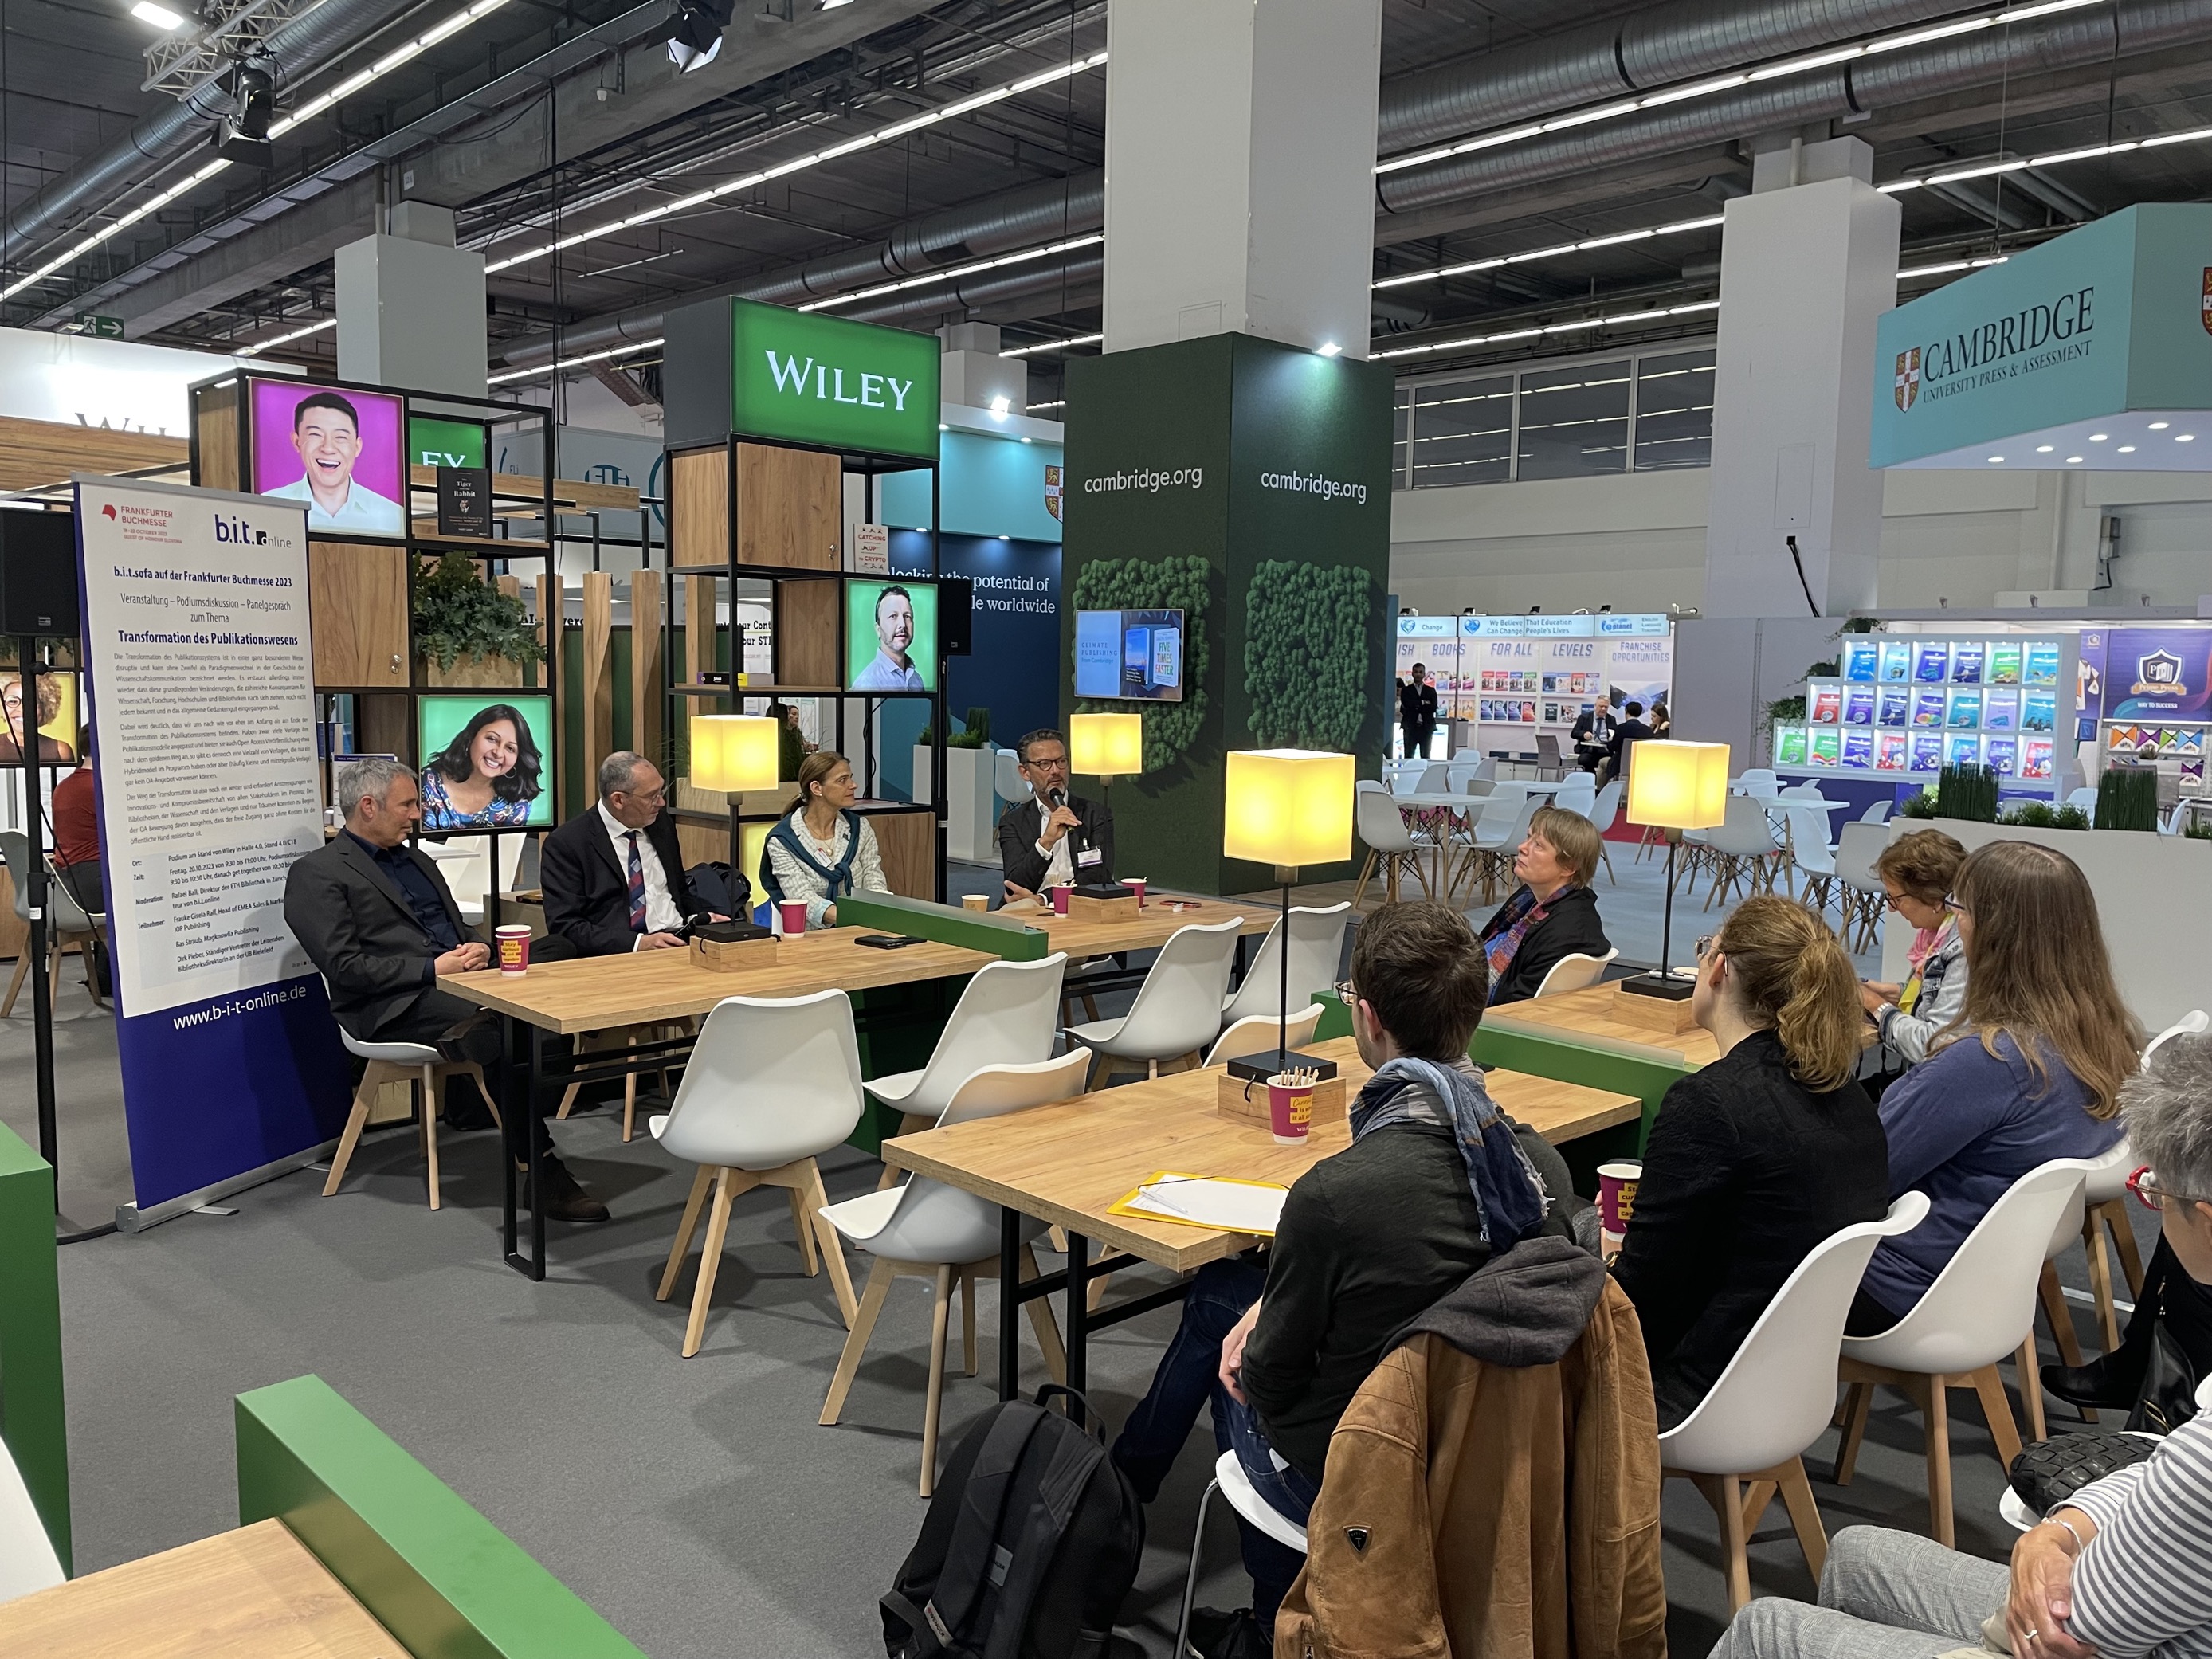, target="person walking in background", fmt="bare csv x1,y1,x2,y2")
1398,662,1438,760
1610,898,1888,1426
